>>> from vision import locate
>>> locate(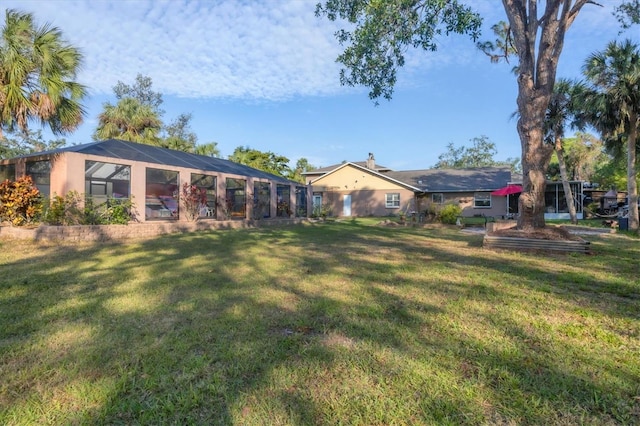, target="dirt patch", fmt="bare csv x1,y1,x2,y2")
488,225,583,241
